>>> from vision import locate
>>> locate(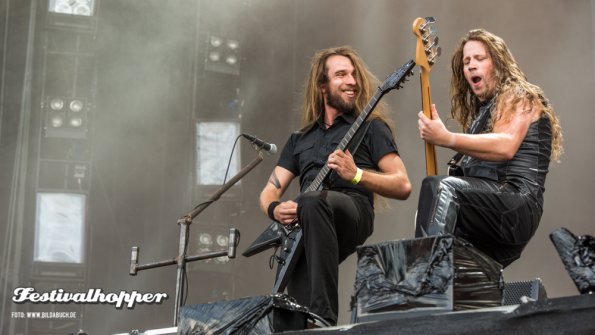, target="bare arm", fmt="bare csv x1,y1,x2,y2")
259,166,298,224
418,100,541,161
327,150,412,200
